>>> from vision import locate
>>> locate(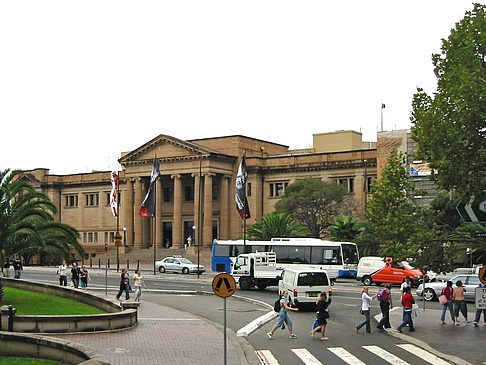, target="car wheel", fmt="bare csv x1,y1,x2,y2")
362,275,372,286
257,284,267,290
423,288,436,301
158,266,166,273
239,277,251,290
182,267,190,274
